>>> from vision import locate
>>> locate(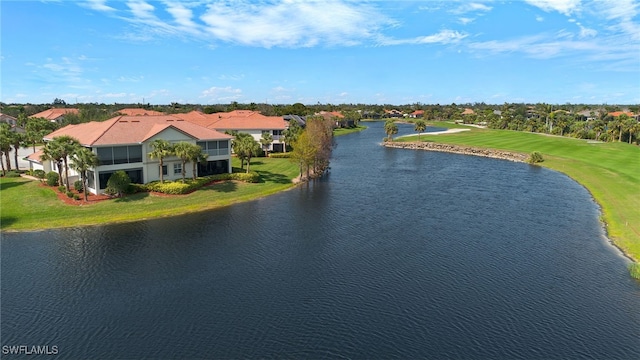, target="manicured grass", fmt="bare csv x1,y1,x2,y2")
0,157,299,231
334,125,367,136
398,122,640,262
